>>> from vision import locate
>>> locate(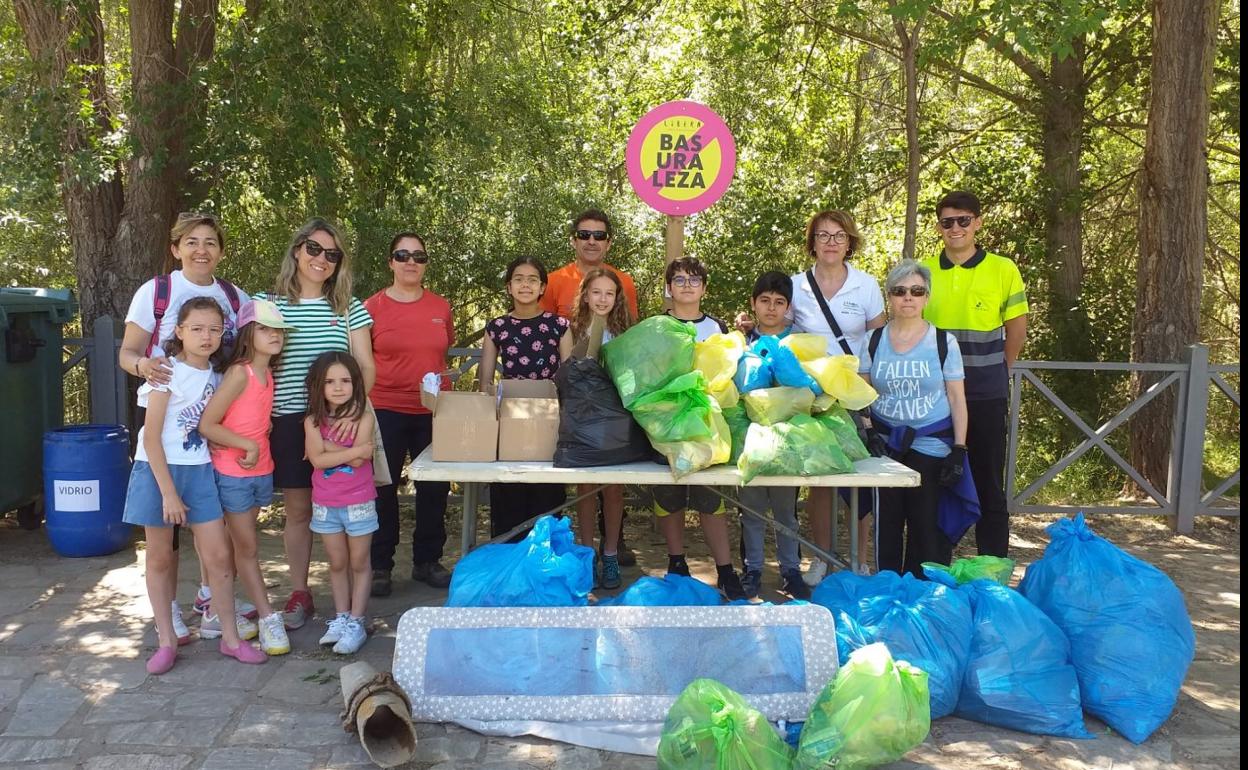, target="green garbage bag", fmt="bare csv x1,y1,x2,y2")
658,678,794,770
741,386,816,425
922,555,1016,586
722,404,751,464
794,643,931,770
738,414,854,484
629,371,716,443
814,405,870,462
602,315,696,407
650,405,732,478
